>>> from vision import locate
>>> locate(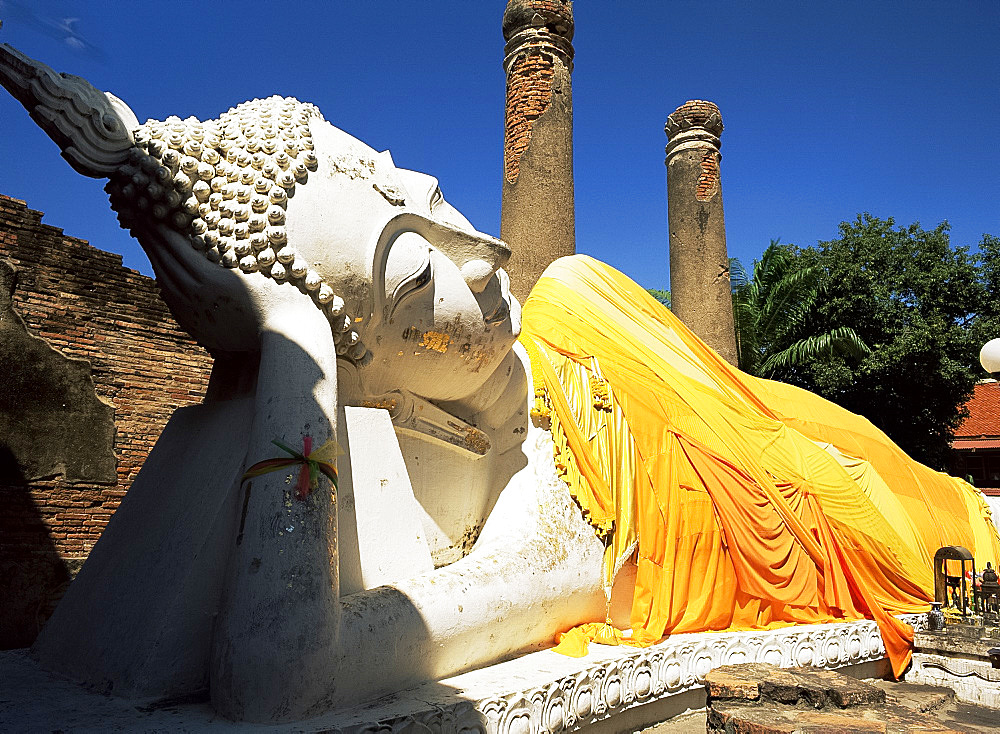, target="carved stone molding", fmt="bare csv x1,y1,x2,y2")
664,100,724,162
909,650,1000,709
913,652,1000,682
502,0,575,71
337,614,926,733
